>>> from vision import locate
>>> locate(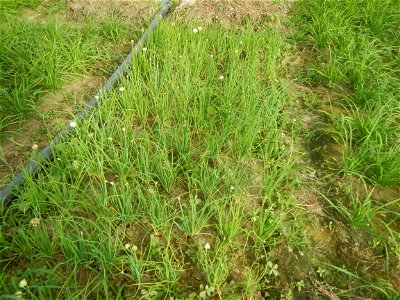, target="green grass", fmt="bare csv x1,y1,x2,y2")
0,0,42,20
0,20,98,130
0,2,135,134
329,103,400,186
1,0,400,298
294,0,400,187
0,22,304,298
